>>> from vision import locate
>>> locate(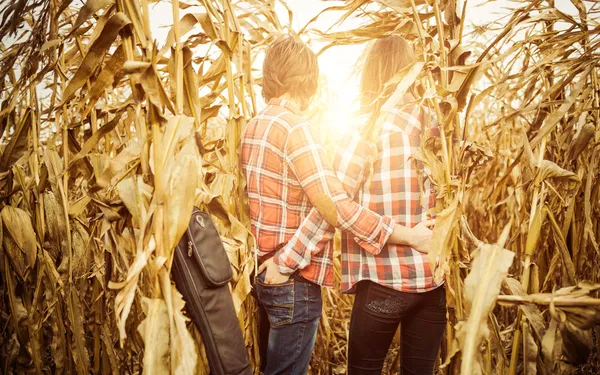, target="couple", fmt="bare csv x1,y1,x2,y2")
241,35,446,375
